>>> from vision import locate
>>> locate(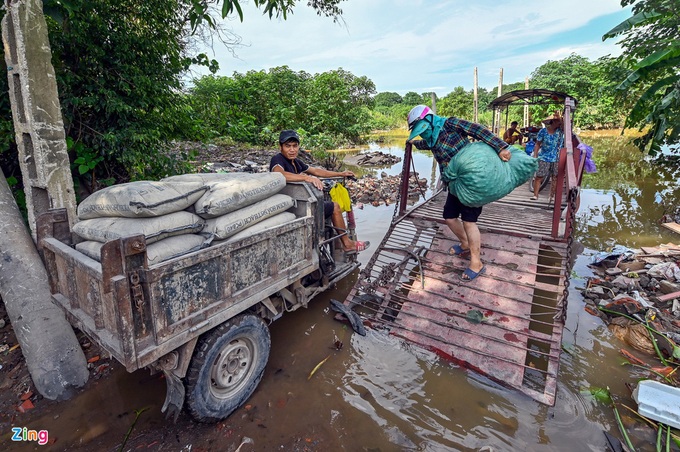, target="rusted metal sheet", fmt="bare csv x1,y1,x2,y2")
346,186,568,405
37,207,322,372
